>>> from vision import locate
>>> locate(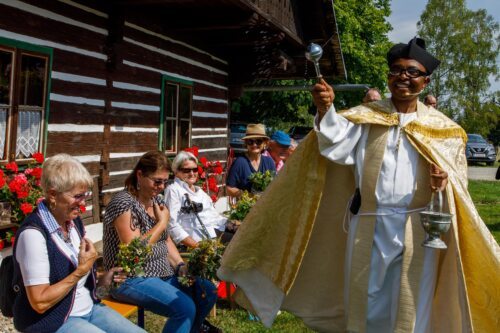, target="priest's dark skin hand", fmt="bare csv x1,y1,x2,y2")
430,163,448,192
312,78,335,121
